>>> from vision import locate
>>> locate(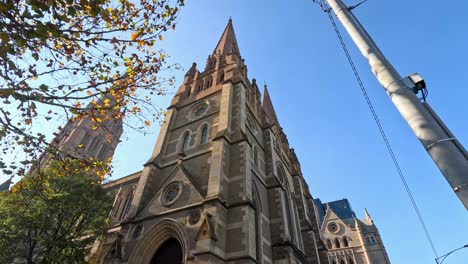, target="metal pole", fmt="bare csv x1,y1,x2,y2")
435,244,468,264
324,0,468,208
